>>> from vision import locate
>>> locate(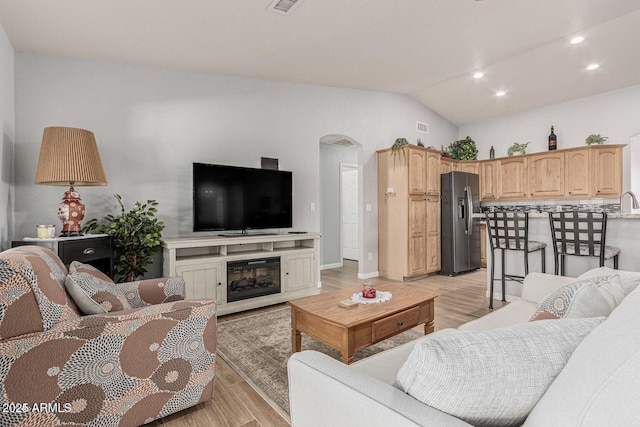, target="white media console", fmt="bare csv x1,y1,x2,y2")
162,232,321,315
